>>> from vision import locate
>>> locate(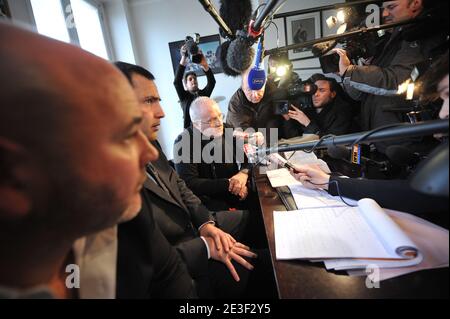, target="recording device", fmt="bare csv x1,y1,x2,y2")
185,33,203,64
312,4,385,74
274,100,290,115
327,145,389,170
226,31,256,75
248,35,266,90
273,75,318,114
219,0,253,39
315,28,382,73
216,0,256,76
319,52,341,74
257,120,449,158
